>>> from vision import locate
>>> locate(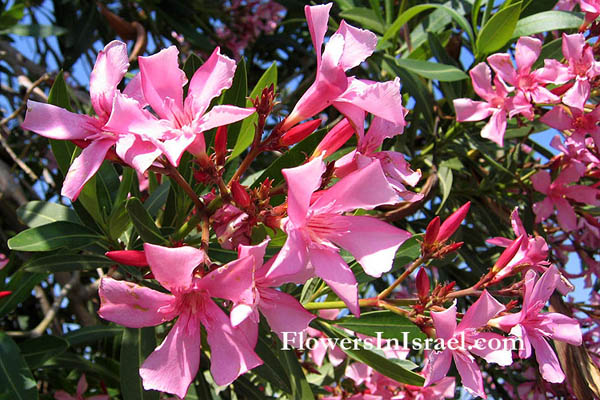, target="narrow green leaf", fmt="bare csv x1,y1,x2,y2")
17,201,80,228
183,54,204,80
340,7,385,33
218,58,248,148
279,343,314,399
47,71,72,111
115,168,135,207
19,336,69,369
253,335,293,394
335,311,426,341
476,1,522,56
95,162,121,217
0,3,25,30
42,353,120,386
120,328,159,400
22,253,113,273
0,333,38,400
0,271,45,318
393,58,467,82
64,325,123,347
126,198,167,245
512,10,582,38
108,201,131,240
437,166,453,212
0,24,67,37
315,321,425,386
144,181,170,217
8,222,101,252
